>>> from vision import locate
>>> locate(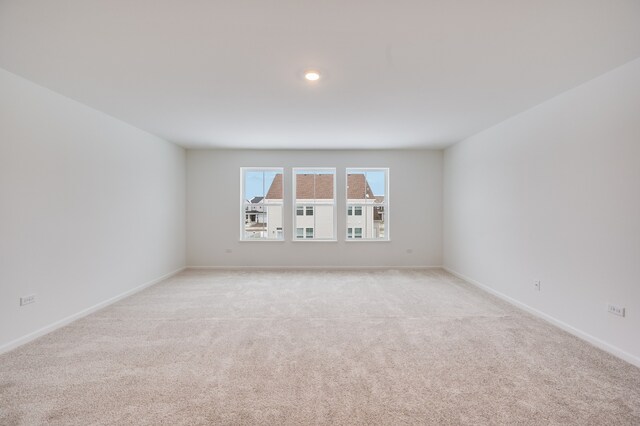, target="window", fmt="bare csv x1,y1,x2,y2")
297,205,314,216
347,206,361,216
347,227,363,238
293,168,336,241
346,168,389,240
296,227,314,239
240,168,284,240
